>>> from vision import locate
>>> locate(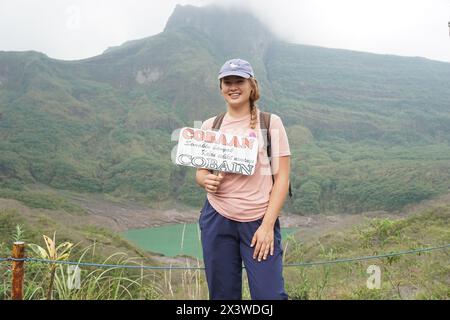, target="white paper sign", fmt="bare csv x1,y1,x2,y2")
175,127,259,175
